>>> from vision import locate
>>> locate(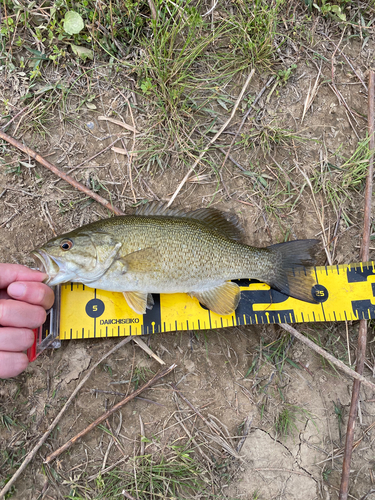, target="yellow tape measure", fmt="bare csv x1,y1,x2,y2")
57,261,375,340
